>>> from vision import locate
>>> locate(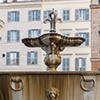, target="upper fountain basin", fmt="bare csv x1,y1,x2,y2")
22,33,85,47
